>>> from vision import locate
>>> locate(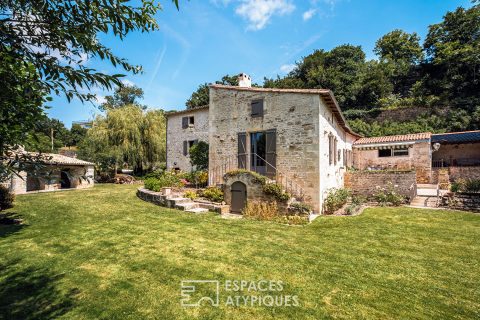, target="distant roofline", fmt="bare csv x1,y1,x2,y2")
431,130,480,136
209,84,361,137
354,132,432,145
165,105,209,117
